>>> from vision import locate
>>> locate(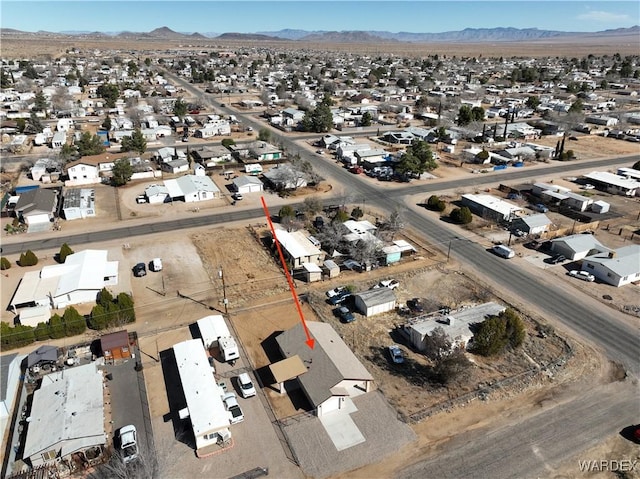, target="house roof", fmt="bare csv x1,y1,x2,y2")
517,214,551,229
145,184,169,197
233,175,263,188
100,330,129,352
550,234,608,254
14,188,57,216
584,245,640,278
23,363,105,461
355,288,397,307
274,229,322,260
1,353,20,403
276,322,373,408
583,171,640,190
27,345,58,368
269,355,307,384
173,339,231,435
164,175,220,198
